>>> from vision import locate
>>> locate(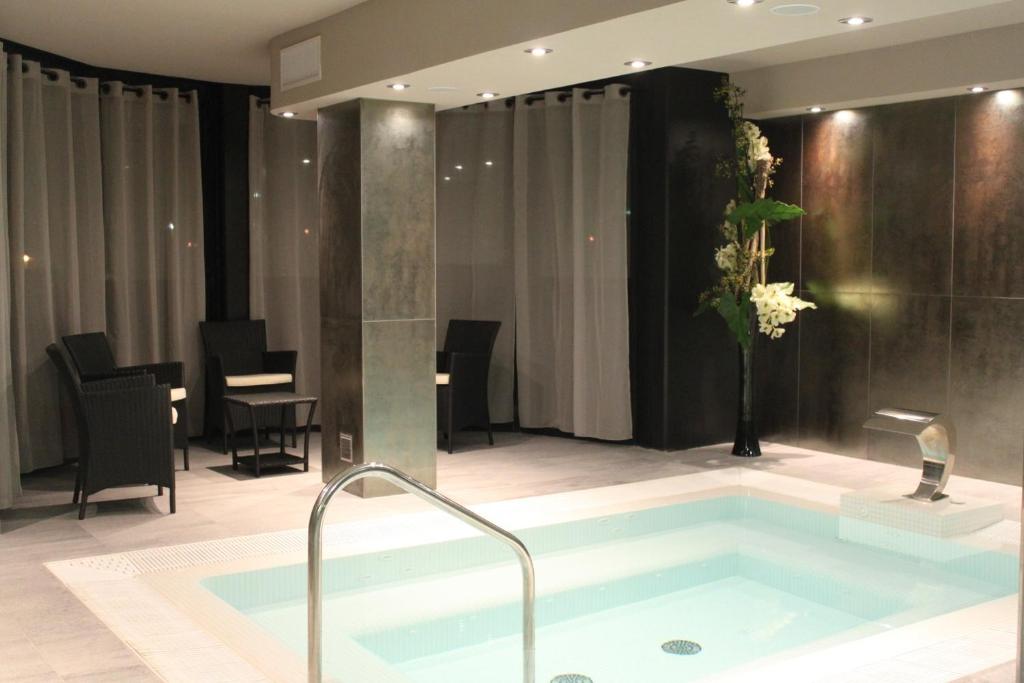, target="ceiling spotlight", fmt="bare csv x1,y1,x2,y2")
388,83,410,91
477,91,499,99
727,0,764,6
168,222,175,231
968,86,988,94
807,106,824,113
302,158,311,165
626,59,652,69
281,111,296,118
22,254,30,263
444,176,451,181
526,47,553,56
485,160,494,166
454,164,463,170
839,16,872,26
